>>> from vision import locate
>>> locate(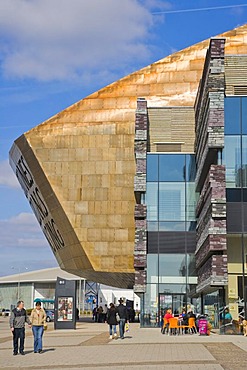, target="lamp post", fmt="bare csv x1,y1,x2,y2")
11,266,28,301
